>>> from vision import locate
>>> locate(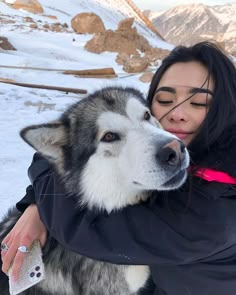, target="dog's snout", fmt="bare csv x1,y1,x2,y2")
158,139,185,166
